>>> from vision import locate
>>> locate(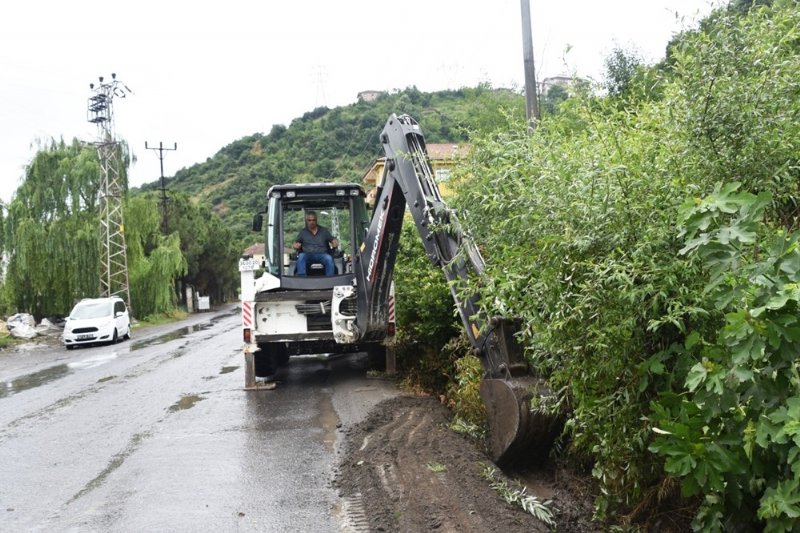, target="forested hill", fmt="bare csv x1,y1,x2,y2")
135,86,525,241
